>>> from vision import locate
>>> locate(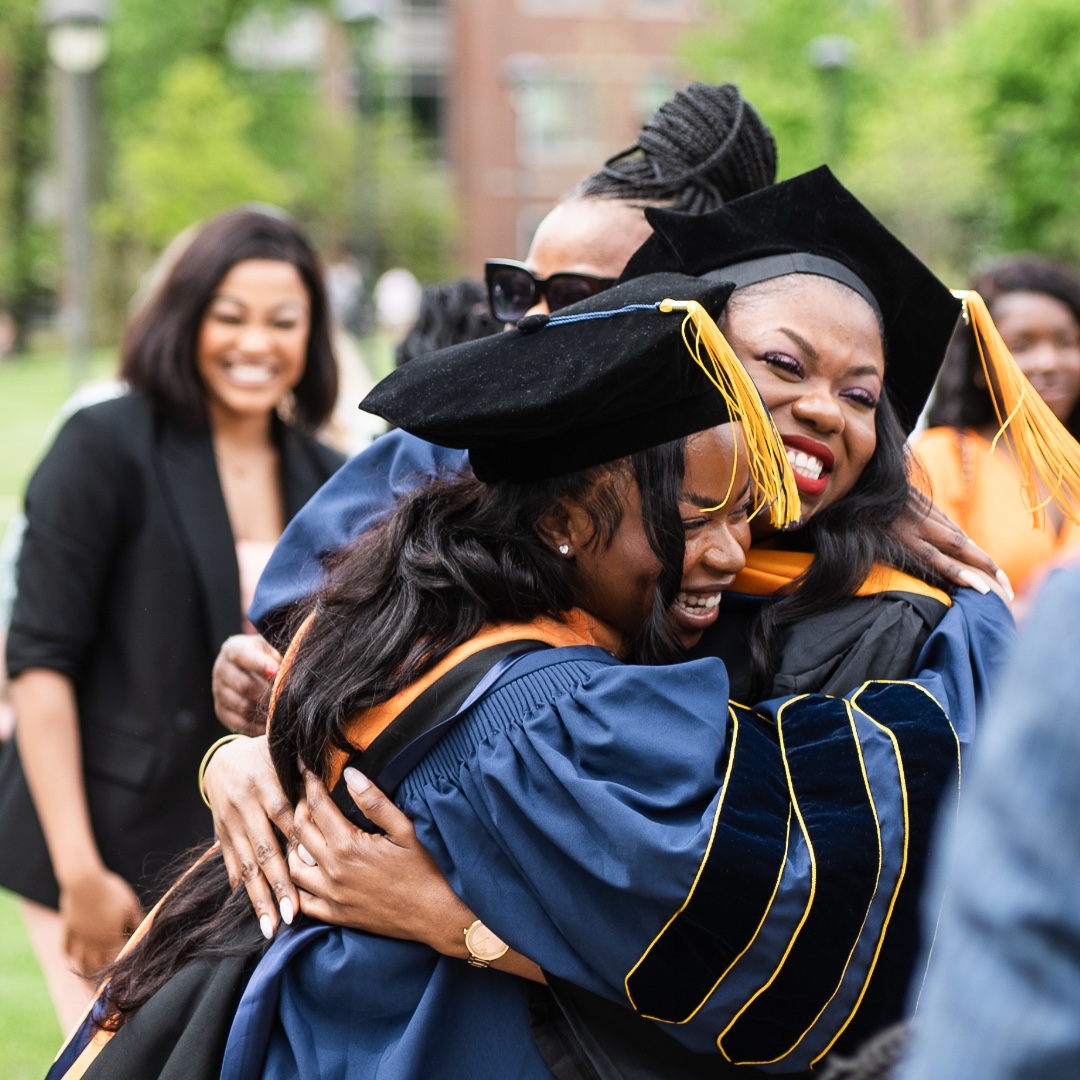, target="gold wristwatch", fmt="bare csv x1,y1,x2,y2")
463,919,510,968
